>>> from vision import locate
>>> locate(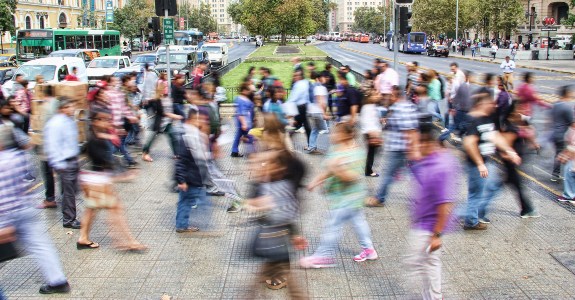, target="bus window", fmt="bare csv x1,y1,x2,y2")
86,35,94,49
110,35,117,47
65,36,75,49
94,35,102,49
55,35,65,51
76,35,86,48
103,35,110,49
